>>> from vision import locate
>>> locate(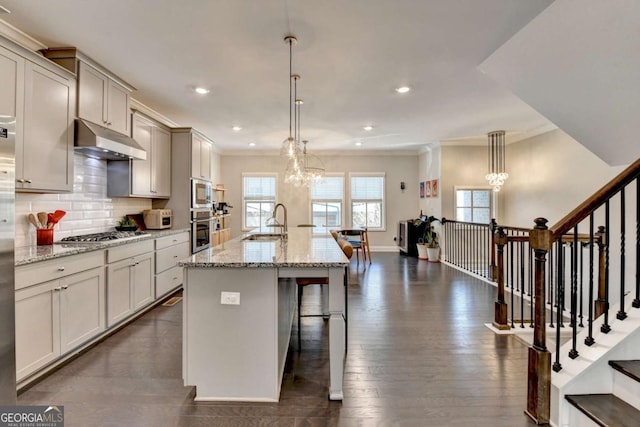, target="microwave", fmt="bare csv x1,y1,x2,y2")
191,178,212,209
143,209,173,229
